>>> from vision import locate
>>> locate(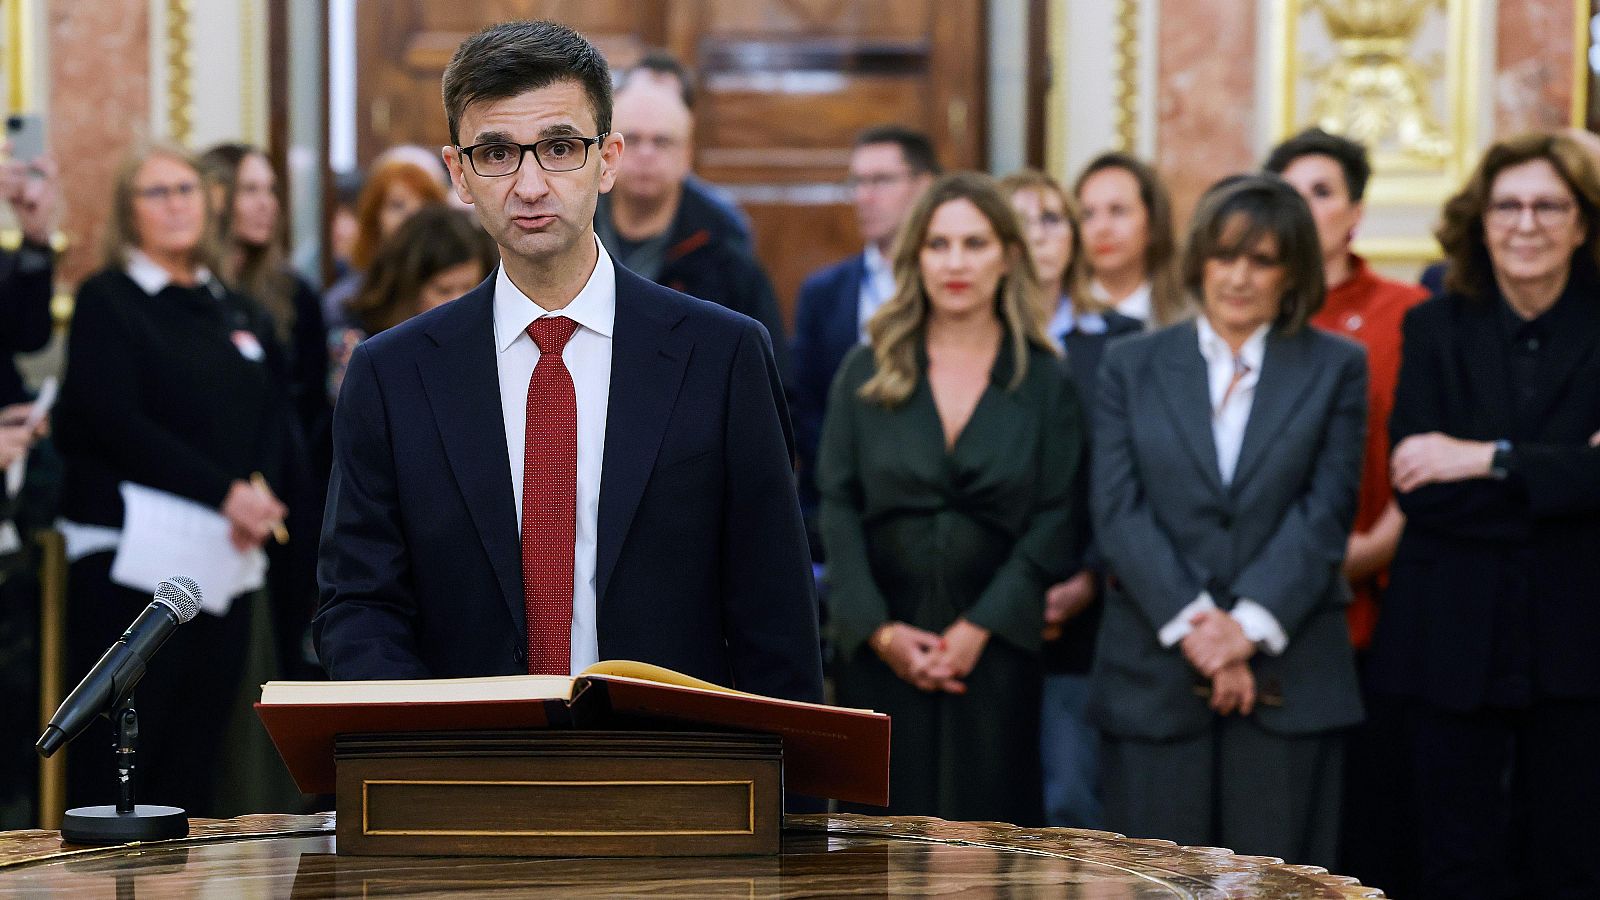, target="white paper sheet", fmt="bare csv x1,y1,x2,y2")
5,376,57,498
109,482,266,616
